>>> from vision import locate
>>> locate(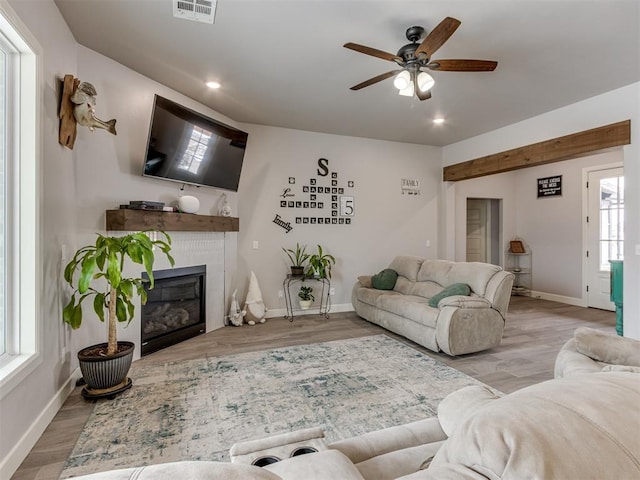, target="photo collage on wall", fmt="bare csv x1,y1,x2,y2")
275,158,355,232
